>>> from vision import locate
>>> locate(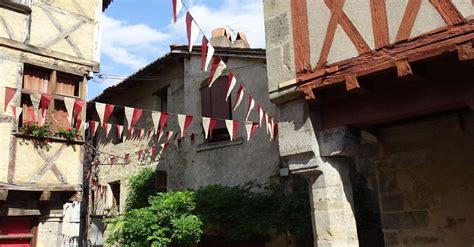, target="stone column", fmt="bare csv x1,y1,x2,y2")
279,99,359,246
37,216,63,247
